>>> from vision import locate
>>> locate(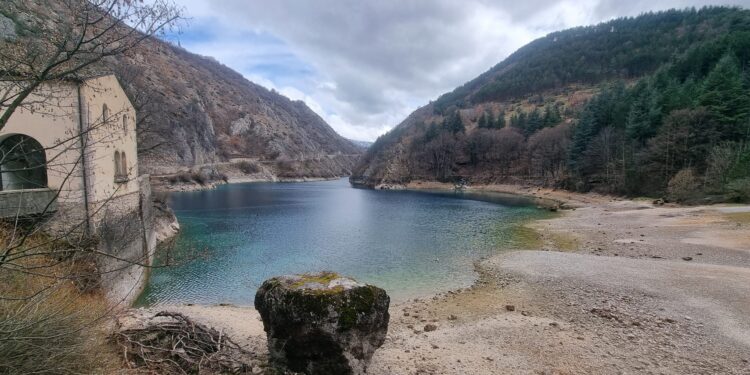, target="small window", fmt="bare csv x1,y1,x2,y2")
102,104,109,124
122,114,128,135
114,151,121,175
114,151,127,183
121,152,128,178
